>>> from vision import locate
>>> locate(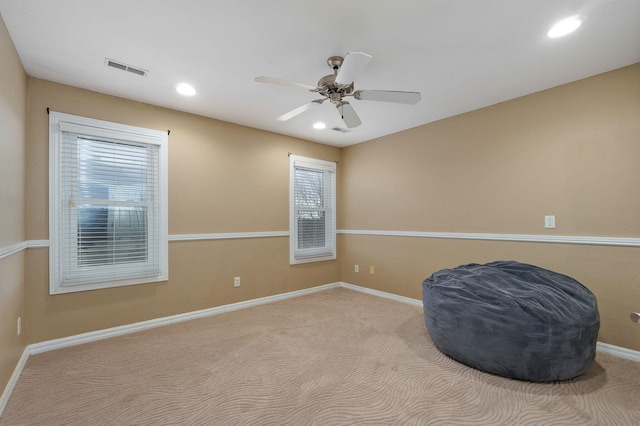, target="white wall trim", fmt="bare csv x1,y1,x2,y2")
343,282,640,362
2,282,639,416
0,240,49,260
27,239,49,248
0,241,28,260
0,347,29,416
3,229,639,258
340,282,423,307
26,281,640,363
597,342,640,362
0,233,290,261
169,231,289,242
338,229,640,247
28,282,340,355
